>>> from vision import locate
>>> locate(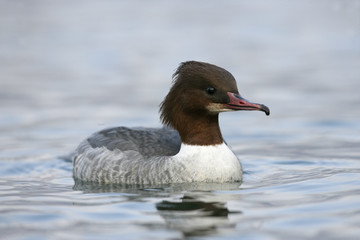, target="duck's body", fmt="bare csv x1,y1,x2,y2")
73,61,269,184
73,127,241,184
